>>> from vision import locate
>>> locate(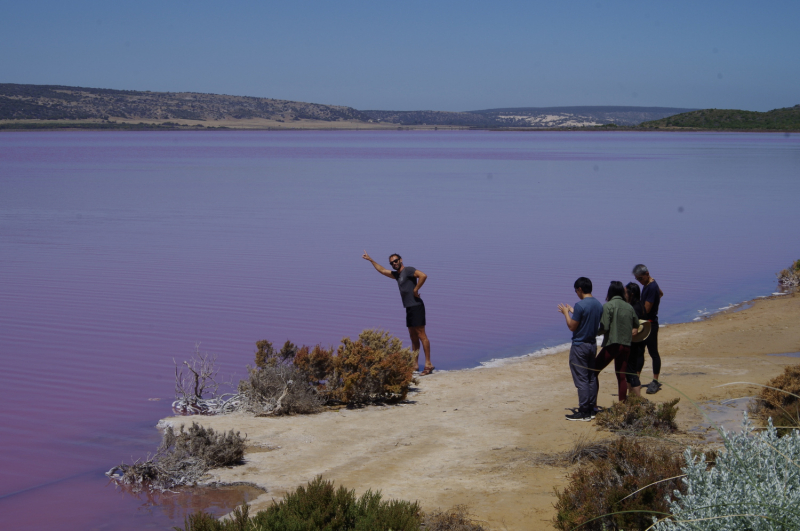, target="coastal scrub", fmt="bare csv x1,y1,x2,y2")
594,396,680,435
